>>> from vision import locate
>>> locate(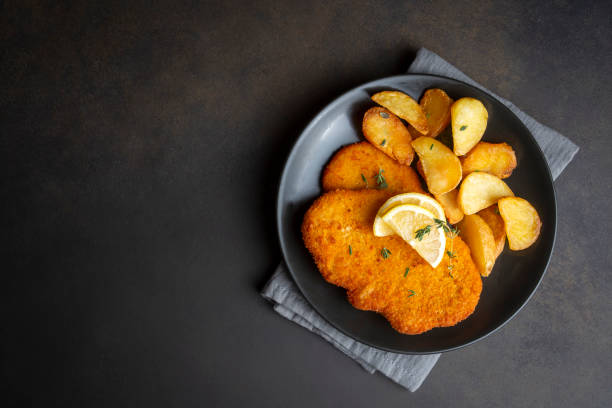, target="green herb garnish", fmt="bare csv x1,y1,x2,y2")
460,125,467,131
375,169,388,189
407,289,416,298
404,267,410,277
430,143,434,150
415,225,432,241
434,218,458,237
418,219,460,278
380,139,386,146
348,245,352,255
434,218,449,233
381,247,391,259
361,173,368,187
414,220,459,273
